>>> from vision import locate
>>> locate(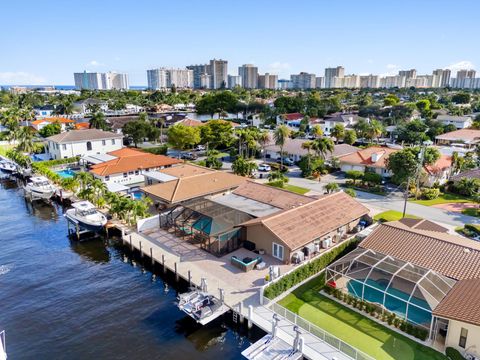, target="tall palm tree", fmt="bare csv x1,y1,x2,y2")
74,172,94,192
301,141,314,174
274,125,290,168
90,178,107,207
311,124,323,139
257,131,270,163
313,137,334,160
367,119,384,142
16,126,35,154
